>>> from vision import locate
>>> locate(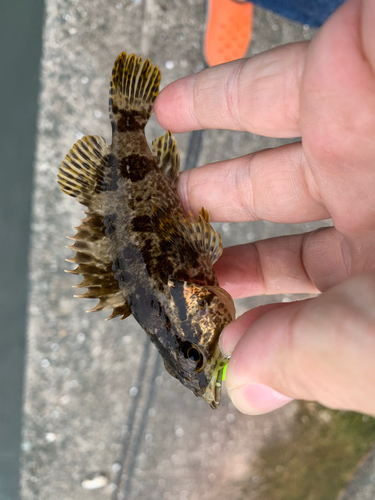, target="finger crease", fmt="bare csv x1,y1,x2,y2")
253,241,267,294
191,73,206,130
299,149,326,208
234,156,257,221
300,232,319,290
224,59,247,131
